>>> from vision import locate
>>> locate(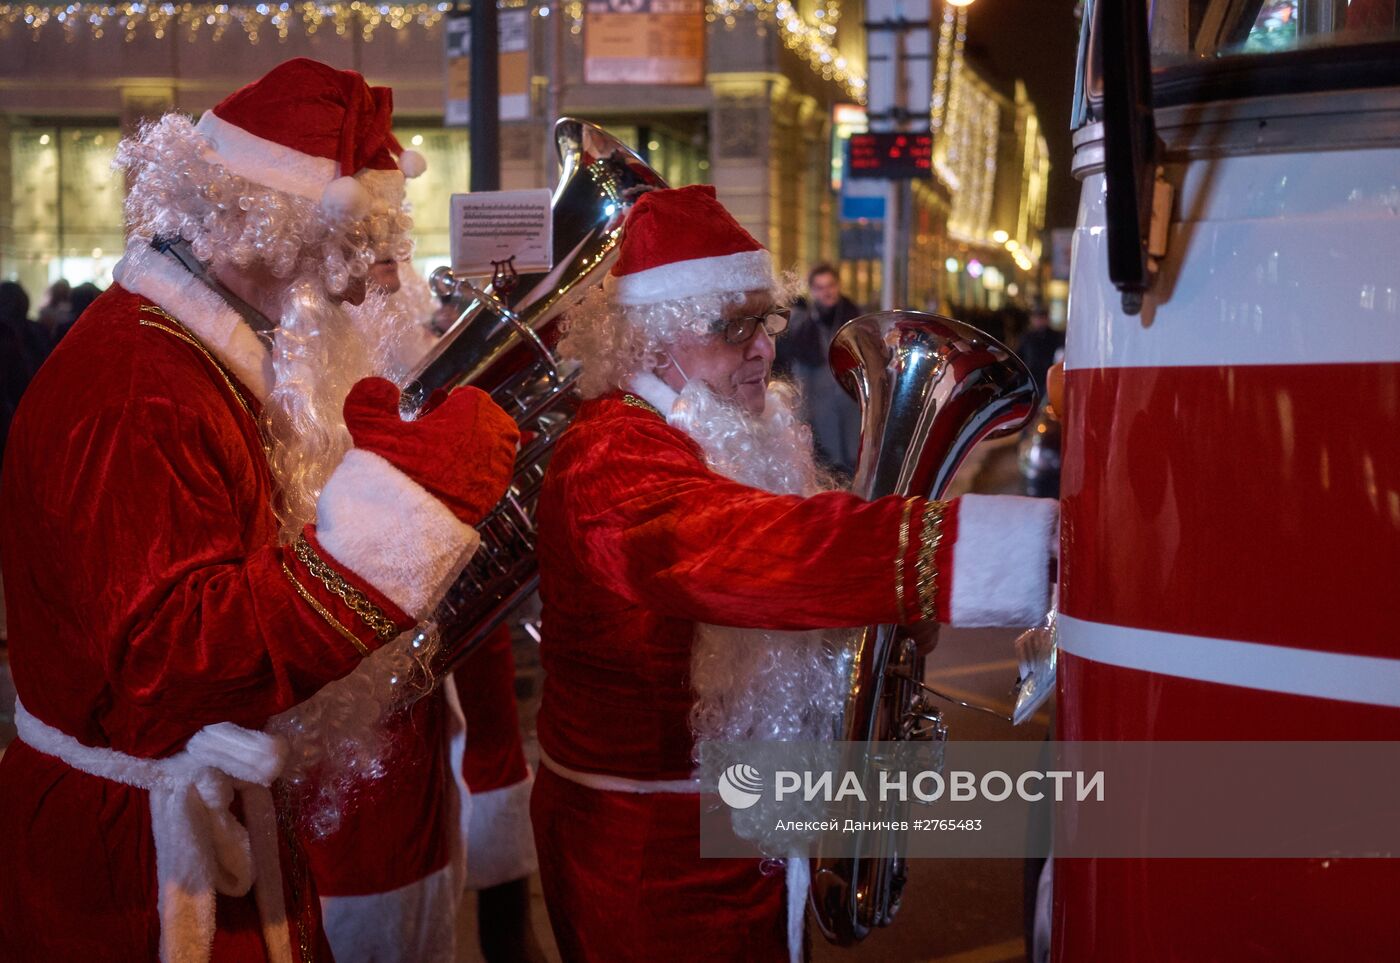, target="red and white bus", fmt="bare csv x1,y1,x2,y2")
1058,1,1400,957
